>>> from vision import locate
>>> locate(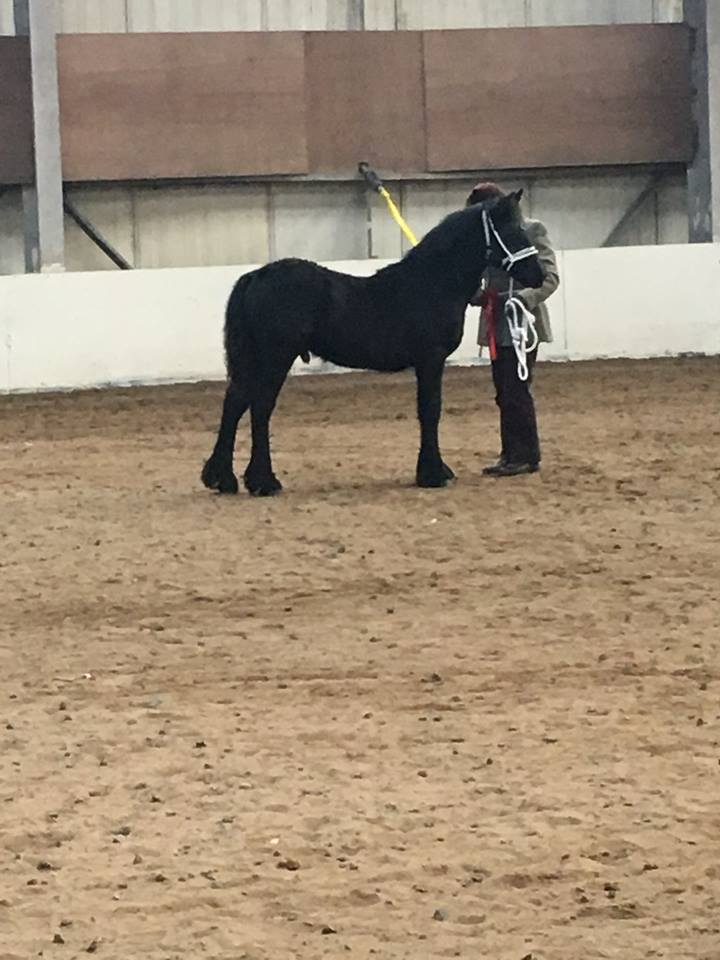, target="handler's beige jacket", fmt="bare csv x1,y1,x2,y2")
475,219,560,347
